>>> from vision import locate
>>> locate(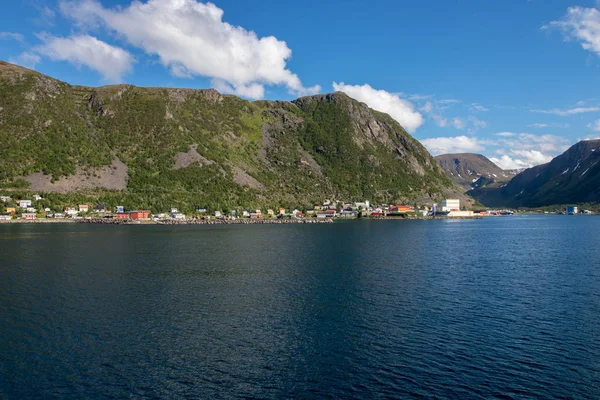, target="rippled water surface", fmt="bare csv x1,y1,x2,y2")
1,216,600,399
